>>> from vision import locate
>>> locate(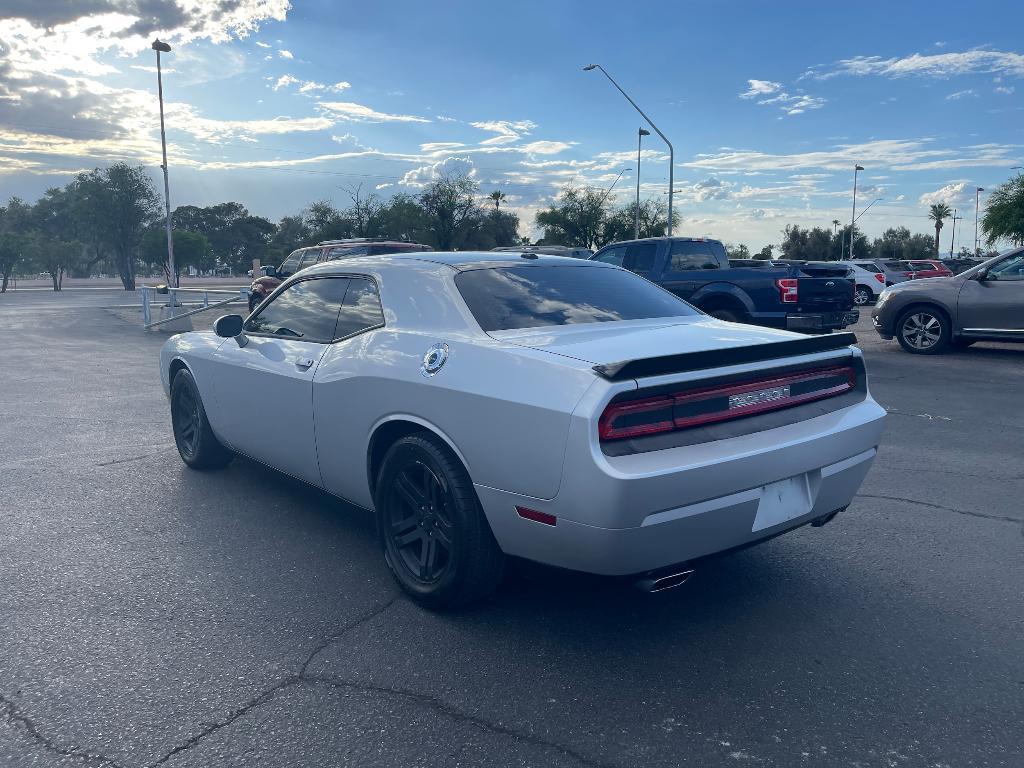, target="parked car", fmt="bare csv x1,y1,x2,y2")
905,259,954,279
845,261,888,306
592,238,857,333
248,239,431,311
872,248,1024,353
161,251,884,607
860,259,915,286
492,245,594,259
